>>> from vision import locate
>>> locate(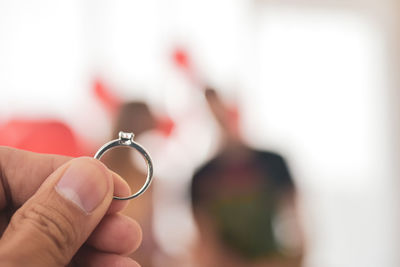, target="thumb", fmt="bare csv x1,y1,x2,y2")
0,157,115,266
